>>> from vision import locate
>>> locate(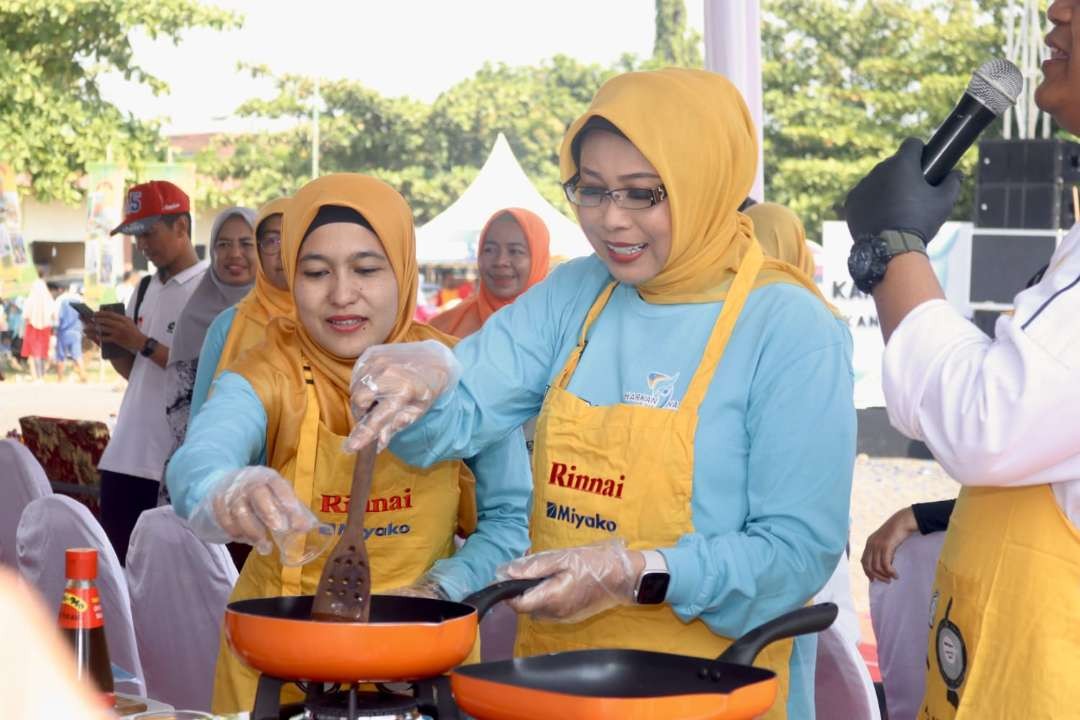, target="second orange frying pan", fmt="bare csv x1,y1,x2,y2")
224,579,539,683
450,603,838,720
